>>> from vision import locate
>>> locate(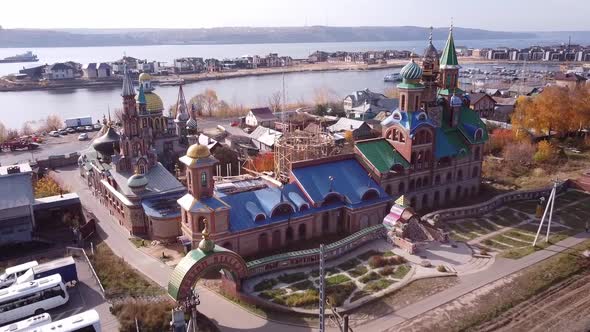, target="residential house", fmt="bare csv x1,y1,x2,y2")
245,107,278,128
97,63,112,78
250,126,283,152
327,118,373,140
19,65,47,79
205,58,222,72
308,51,329,63
84,63,98,78
554,72,587,89
44,63,75,80
492,97,517,123
174,57,204,73
343,88,398,120
468,93,497,119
